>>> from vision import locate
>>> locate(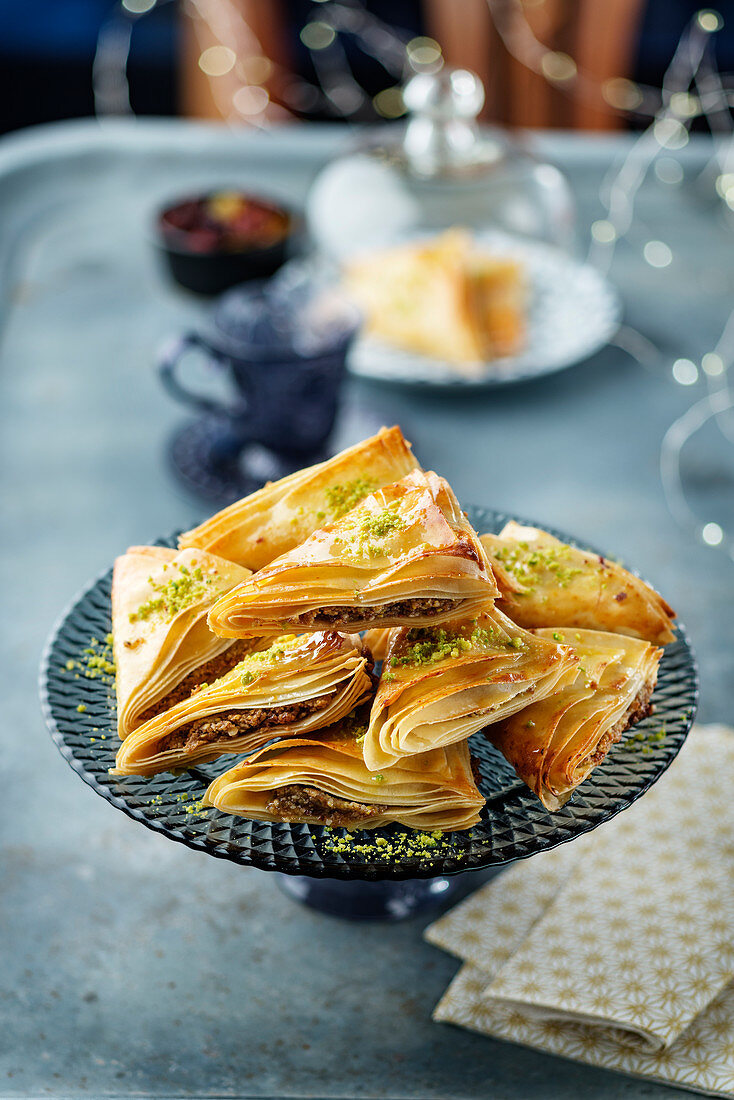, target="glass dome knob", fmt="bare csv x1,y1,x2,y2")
403,68,485,120
402,67,497,177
